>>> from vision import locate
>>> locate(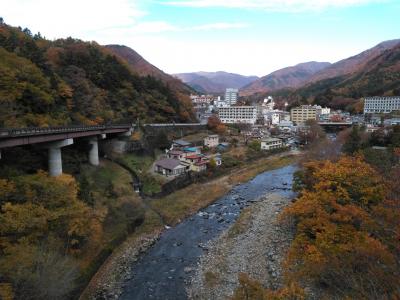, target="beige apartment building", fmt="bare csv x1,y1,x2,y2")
290,105,317,124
